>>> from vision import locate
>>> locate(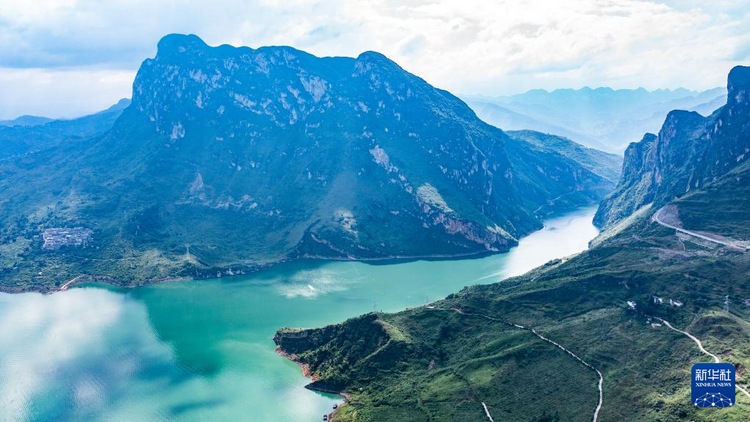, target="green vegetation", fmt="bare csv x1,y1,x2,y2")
502,131,620,217
0,35,616,292
274,97,750,420
276,202,750,421
675,161,750,239
506,130,622,184
0,98,129,160
595,66,750,228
